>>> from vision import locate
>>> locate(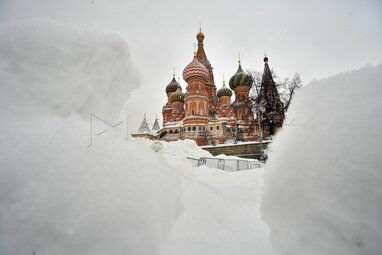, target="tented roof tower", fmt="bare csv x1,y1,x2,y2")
152,116,160,131
138,113,151,133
